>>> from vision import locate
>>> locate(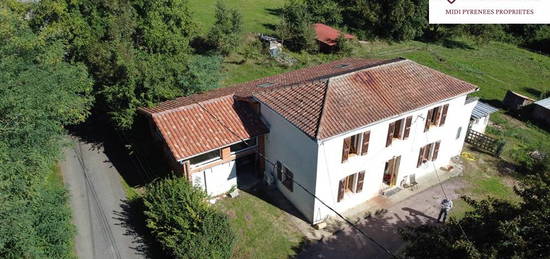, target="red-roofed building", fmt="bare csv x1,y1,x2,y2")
140,58,479,223
313,23,355,52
